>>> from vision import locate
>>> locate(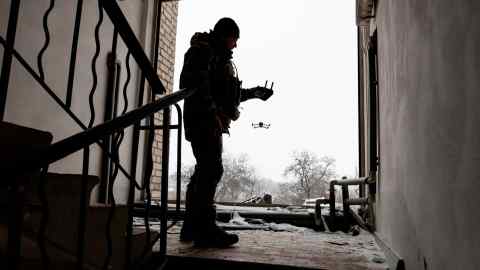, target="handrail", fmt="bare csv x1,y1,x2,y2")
10,88,195,174
46,88,194,168
0,0,171,173
1,1,186,269
0,0,20,120
0,35,142,188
